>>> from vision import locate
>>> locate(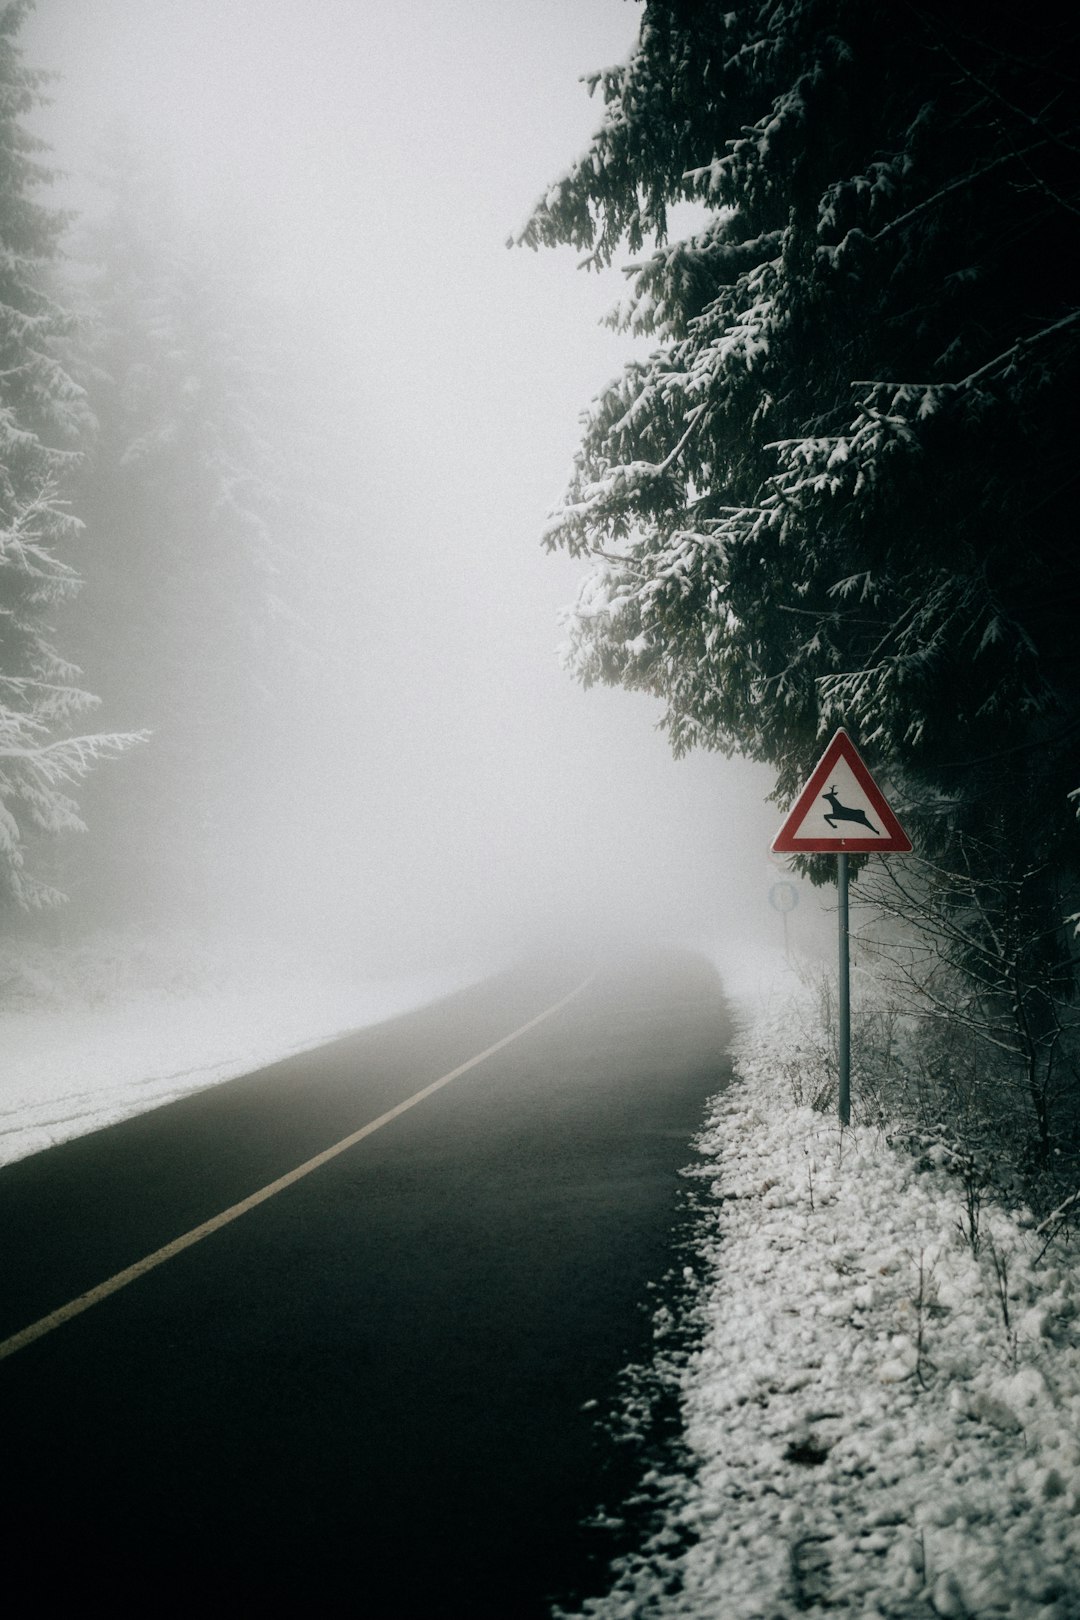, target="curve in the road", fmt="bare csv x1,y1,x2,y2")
0,950,732,1619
